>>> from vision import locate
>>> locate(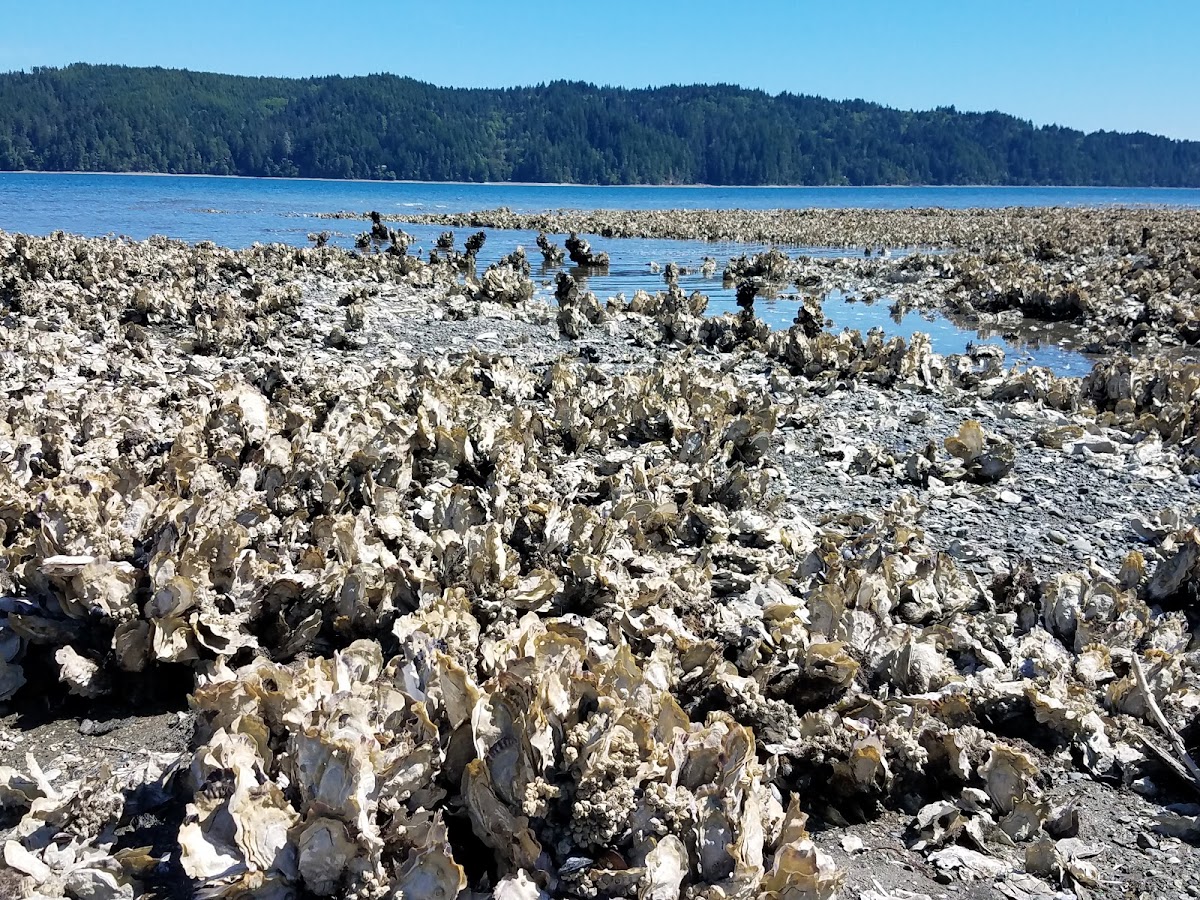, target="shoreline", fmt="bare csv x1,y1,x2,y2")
2,169,1200,192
